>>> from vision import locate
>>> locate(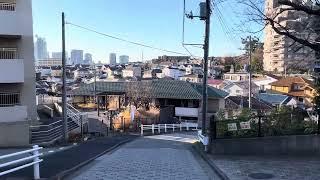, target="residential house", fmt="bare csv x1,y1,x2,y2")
223,81,259,97
74,68,91,80
39,66,51,77
51,66,62,77
162,66,185,80
70,80,227,126
208,79,224,89
253,74,281,91
179,74,203,83
270,76,317,105
142,69,162,79
225,96,273,118
179,64,202,75
122,66,141,78
257,93,298,108
224,72,249,82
